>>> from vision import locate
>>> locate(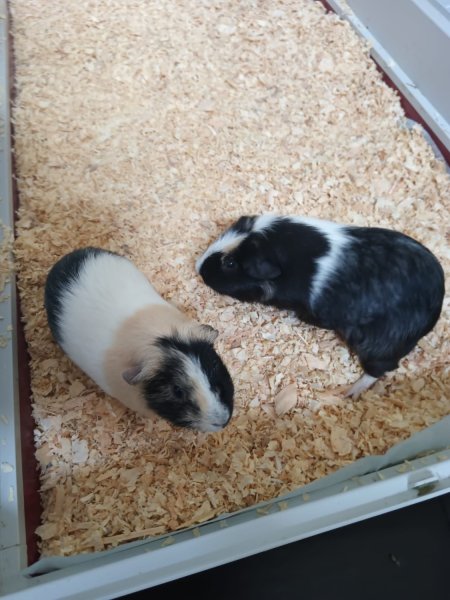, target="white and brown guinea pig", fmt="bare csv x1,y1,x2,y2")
196,215,445,397
45,248,234,432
